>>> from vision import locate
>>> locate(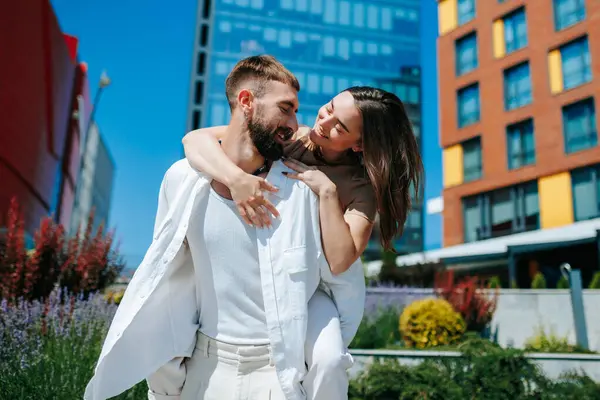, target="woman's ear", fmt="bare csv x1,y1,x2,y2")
351,142,363,153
